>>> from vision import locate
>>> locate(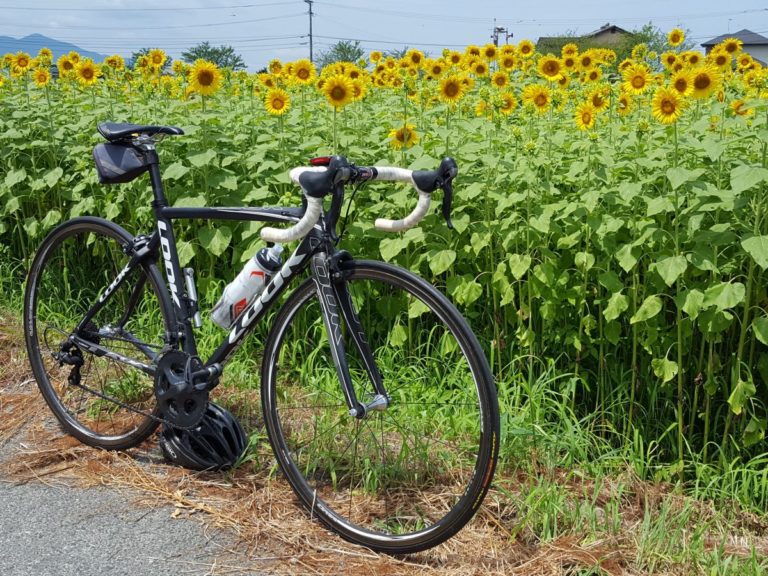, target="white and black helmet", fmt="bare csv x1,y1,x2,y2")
159,402,247,471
